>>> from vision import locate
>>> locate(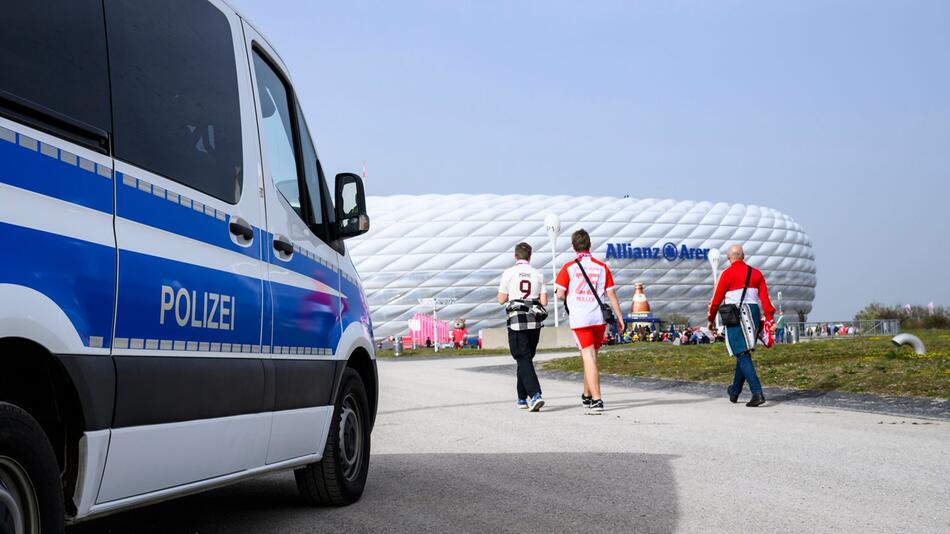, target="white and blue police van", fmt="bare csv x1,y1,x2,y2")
0,1,377,531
